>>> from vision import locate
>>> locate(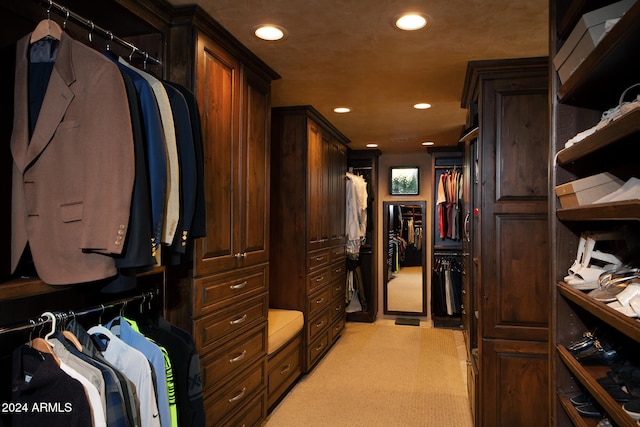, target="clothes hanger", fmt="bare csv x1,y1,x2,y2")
61,311,83,352
30,312,61,366
30,1,63,44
